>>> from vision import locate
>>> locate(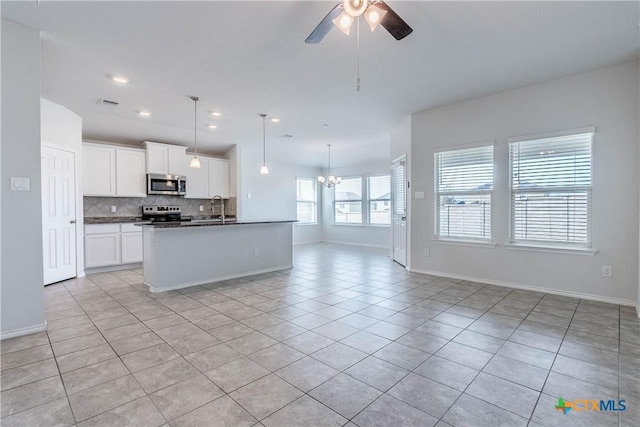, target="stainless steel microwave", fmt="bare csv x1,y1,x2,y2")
147,174,186,196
